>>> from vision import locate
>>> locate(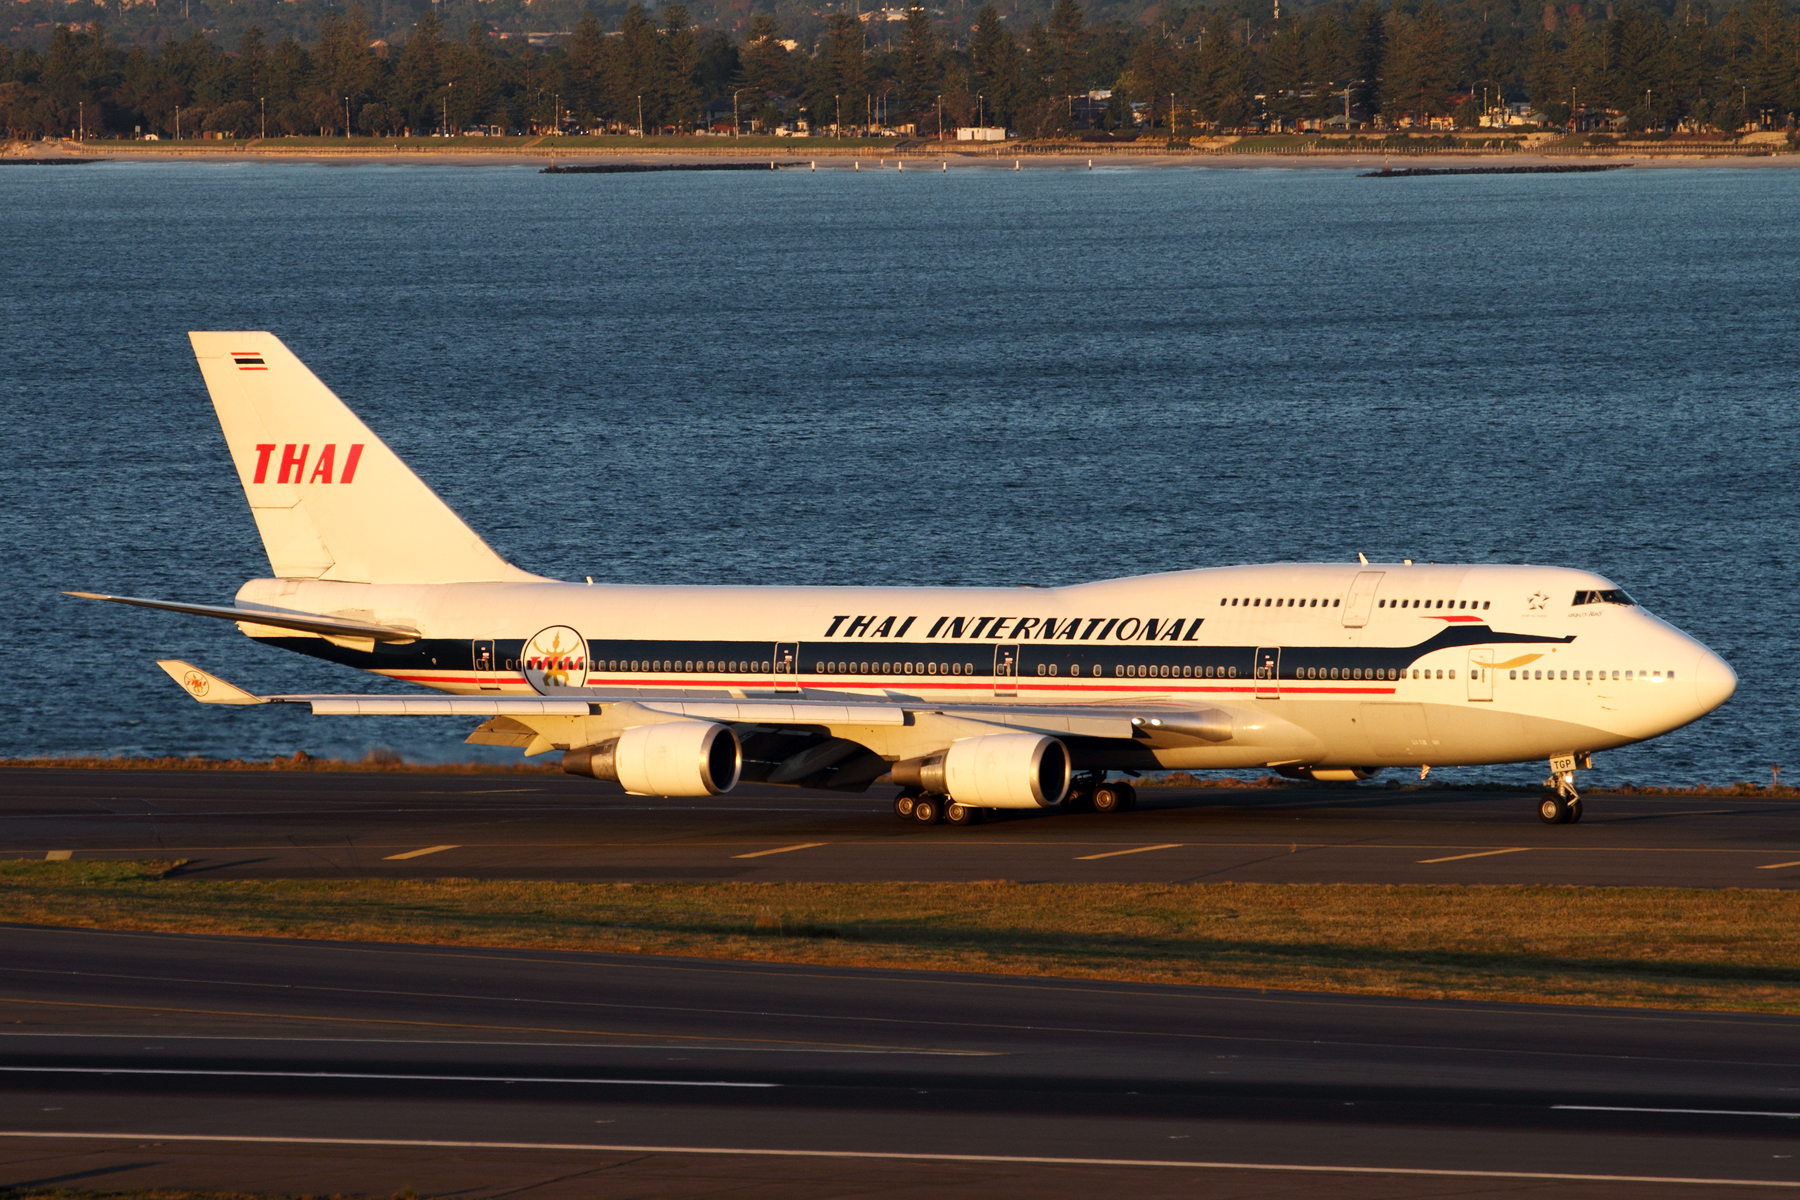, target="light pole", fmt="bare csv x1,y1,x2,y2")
175,105,180,140
937,94,943,139
260,96,265,140
835,93,840,139
733,88,743,137
637,94,644,137
977,92,983,127
345,95,350,139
